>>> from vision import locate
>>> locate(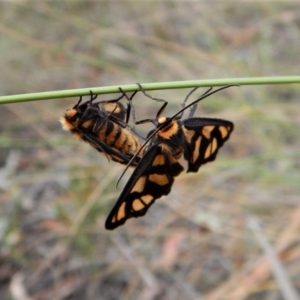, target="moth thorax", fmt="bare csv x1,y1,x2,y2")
158,120,179,139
